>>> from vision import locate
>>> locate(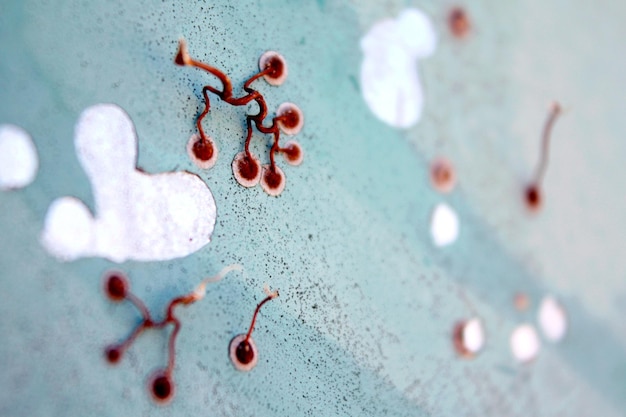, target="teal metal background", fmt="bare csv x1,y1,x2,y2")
1,0,626,416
